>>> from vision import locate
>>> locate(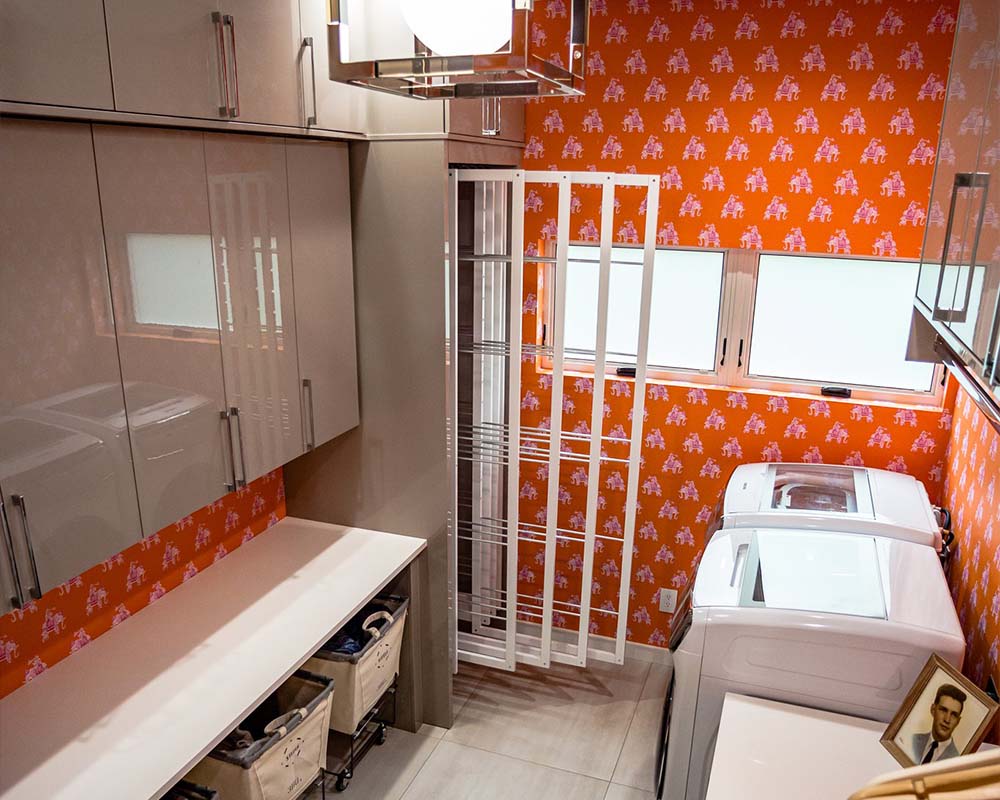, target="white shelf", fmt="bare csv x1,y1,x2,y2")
0,517,425,800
